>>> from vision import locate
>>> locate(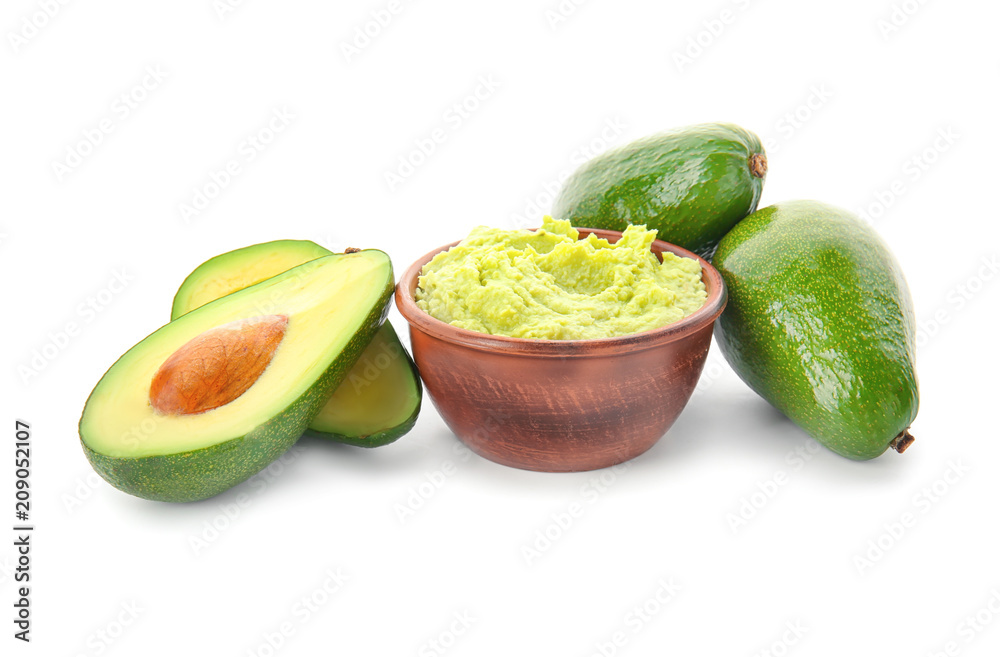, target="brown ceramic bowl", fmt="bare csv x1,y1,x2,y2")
395,228,727,472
